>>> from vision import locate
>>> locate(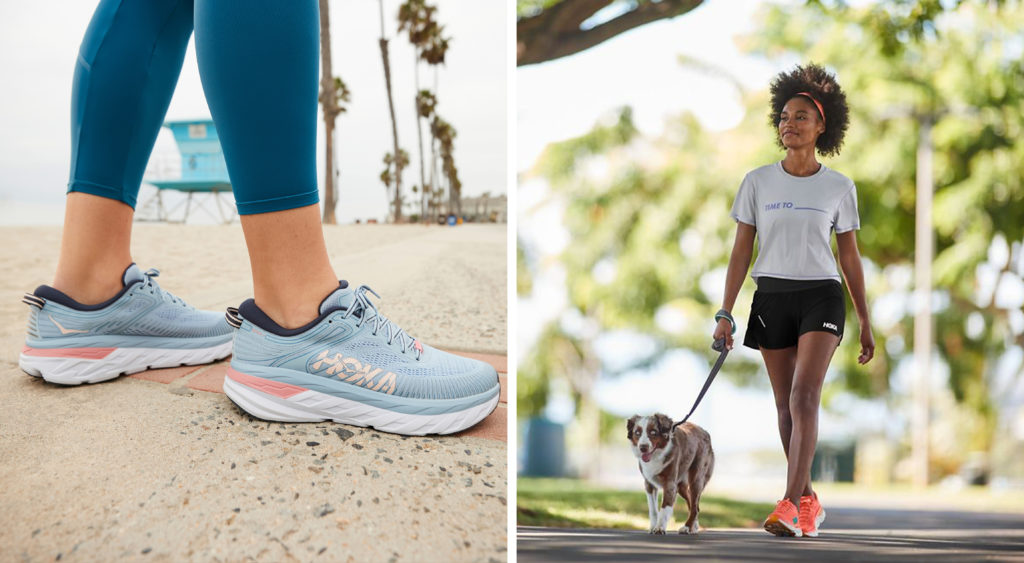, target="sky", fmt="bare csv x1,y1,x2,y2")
0,0,507,224
517,0,783,172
